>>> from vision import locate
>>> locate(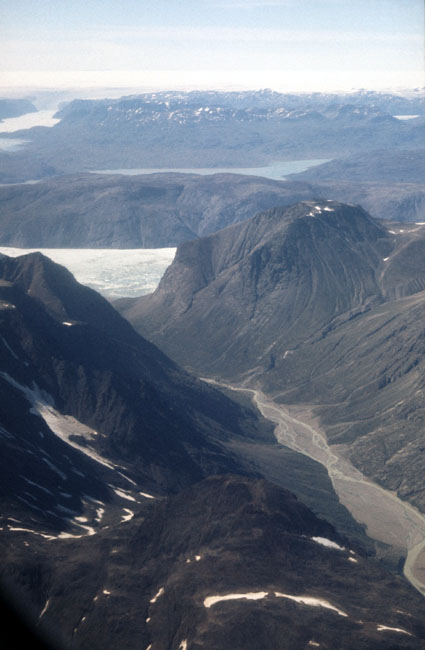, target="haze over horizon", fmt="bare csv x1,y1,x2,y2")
0,0,423,95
